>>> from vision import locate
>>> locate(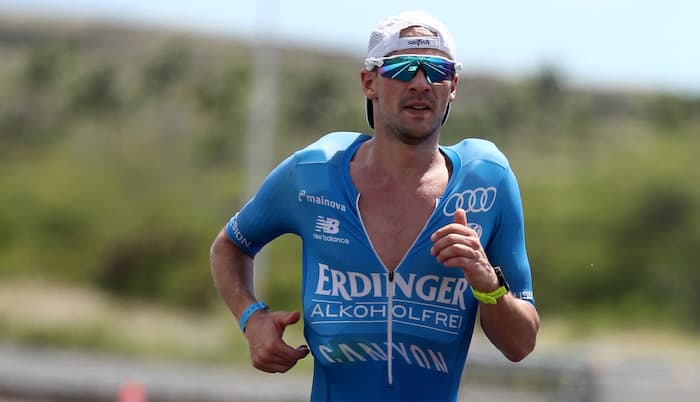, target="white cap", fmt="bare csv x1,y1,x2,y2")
365,10,457,64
